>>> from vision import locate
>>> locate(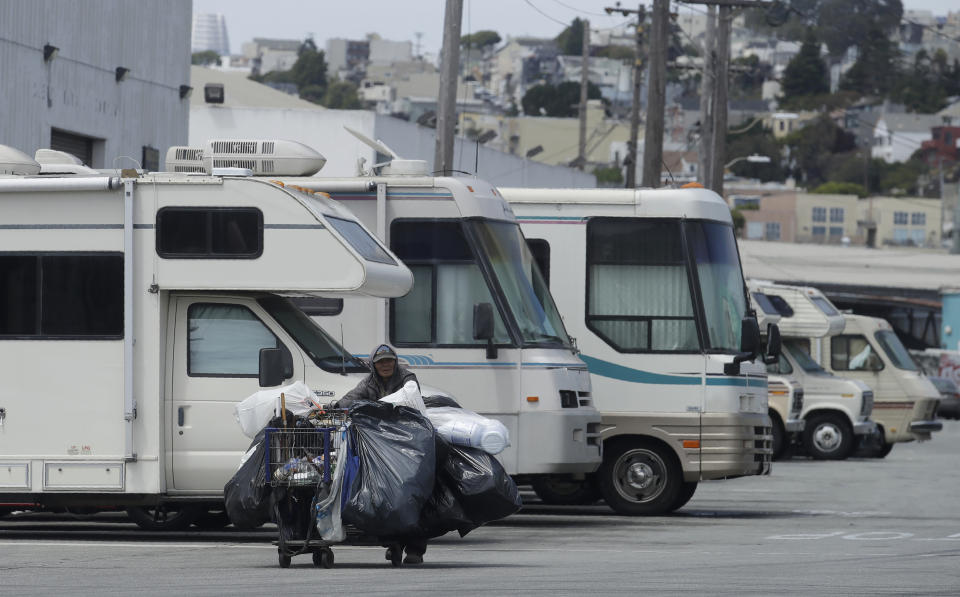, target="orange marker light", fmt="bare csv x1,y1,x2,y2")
526,396,539,403
467,185,474,192
682,440,700,449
